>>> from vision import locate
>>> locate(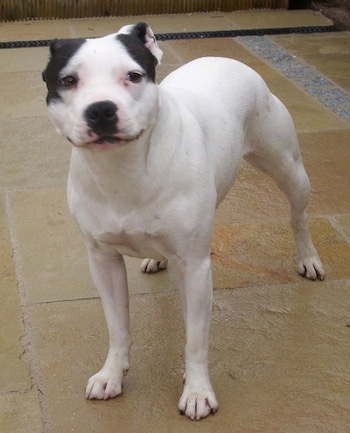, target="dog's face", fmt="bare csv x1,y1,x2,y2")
42,23,163,149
